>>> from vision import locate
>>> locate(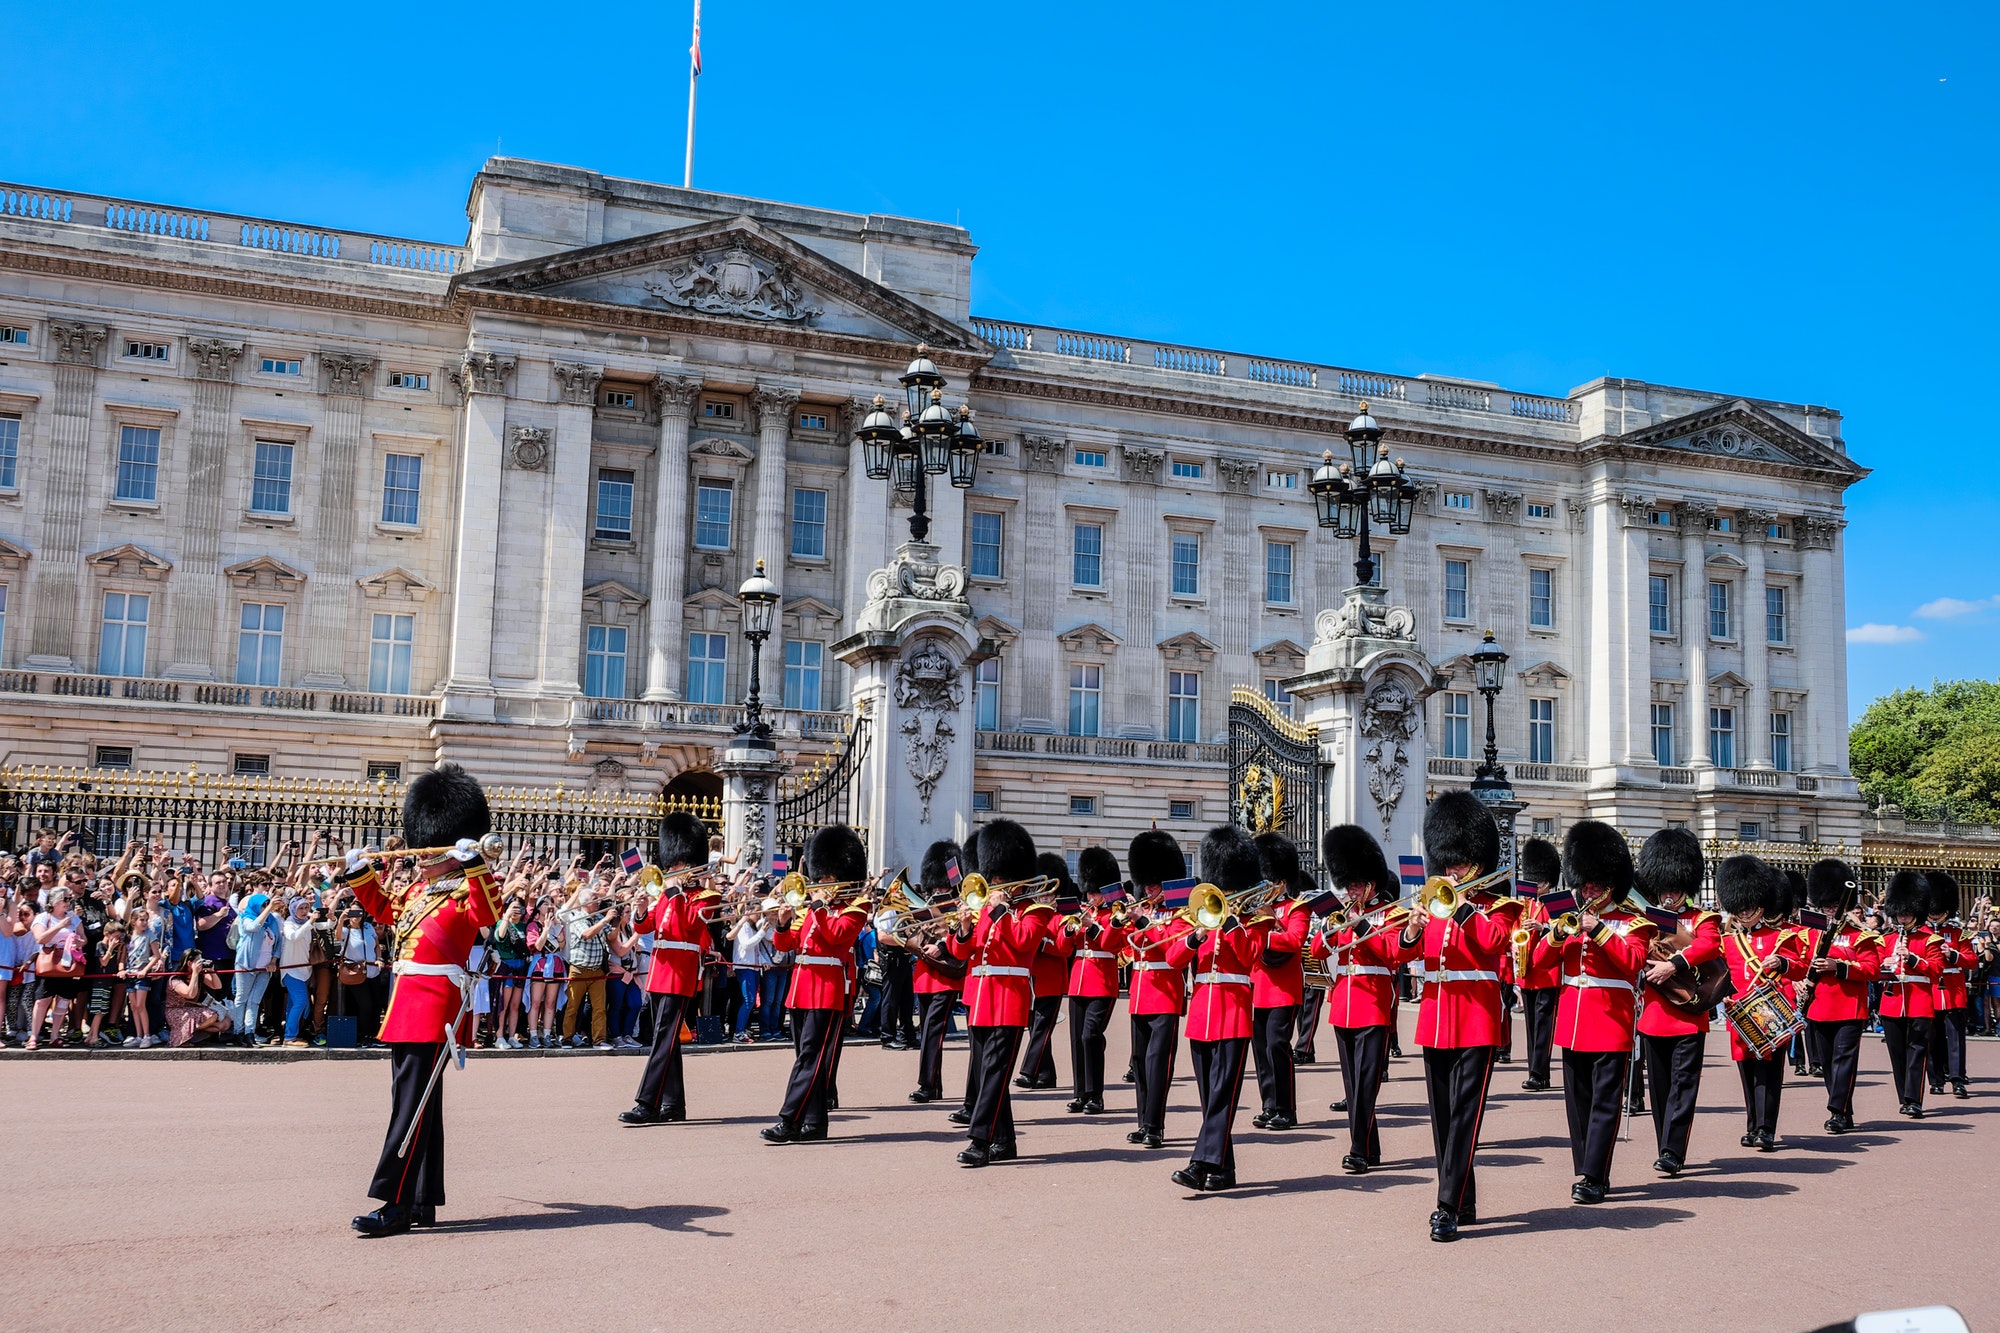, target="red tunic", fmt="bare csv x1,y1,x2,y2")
1126,916,1190,1016
349,857,502,1045
1801,926,1884,1023
948,905,1052,1027
1552,910,1654,1053
1250,899,1310,1008
1411,903,1514,1049
1876,929,1944,1020
1635,908,1725,1038
1025,905,1069,999
1062,909,1129,998
638,889,719,996
772,906,866,1011
912,938,962,994
1932,926,1974,1010
1317,911,1412,1029
1168,919,1274,1042
1720,925,1809,1060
